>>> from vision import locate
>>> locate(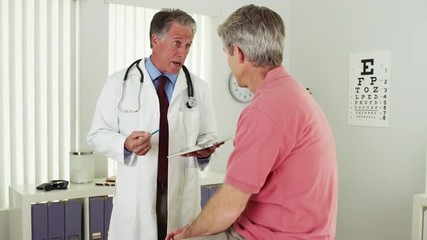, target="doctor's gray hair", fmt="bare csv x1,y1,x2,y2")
149,8,197,48
217,4,285,67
